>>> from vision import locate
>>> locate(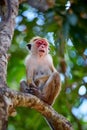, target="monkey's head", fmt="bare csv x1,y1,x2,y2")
27,36,49,57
